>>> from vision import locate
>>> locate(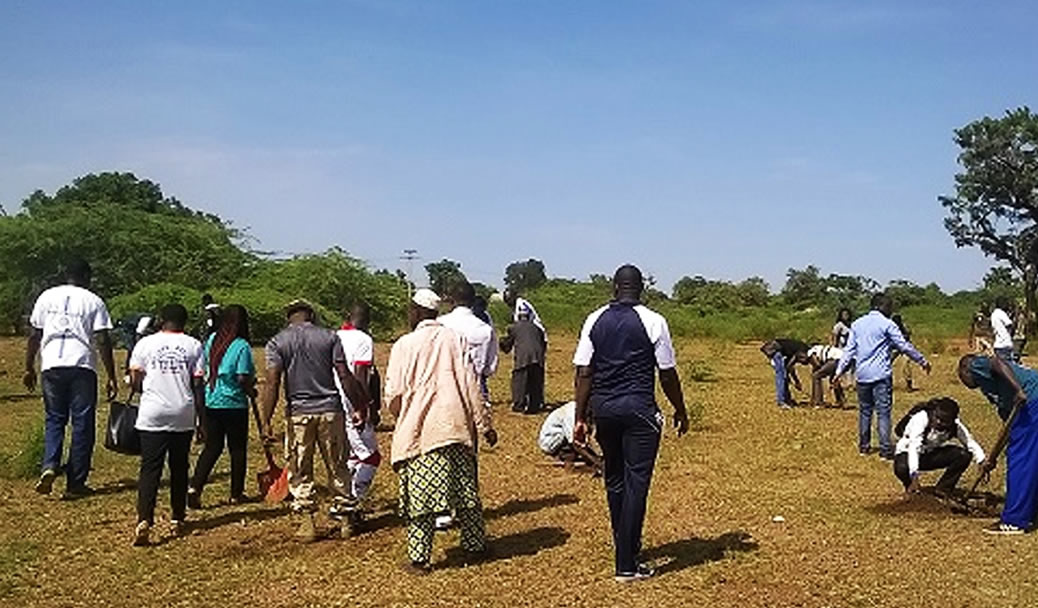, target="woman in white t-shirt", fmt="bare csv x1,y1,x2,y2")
831,308,853,348
128,304,205,547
